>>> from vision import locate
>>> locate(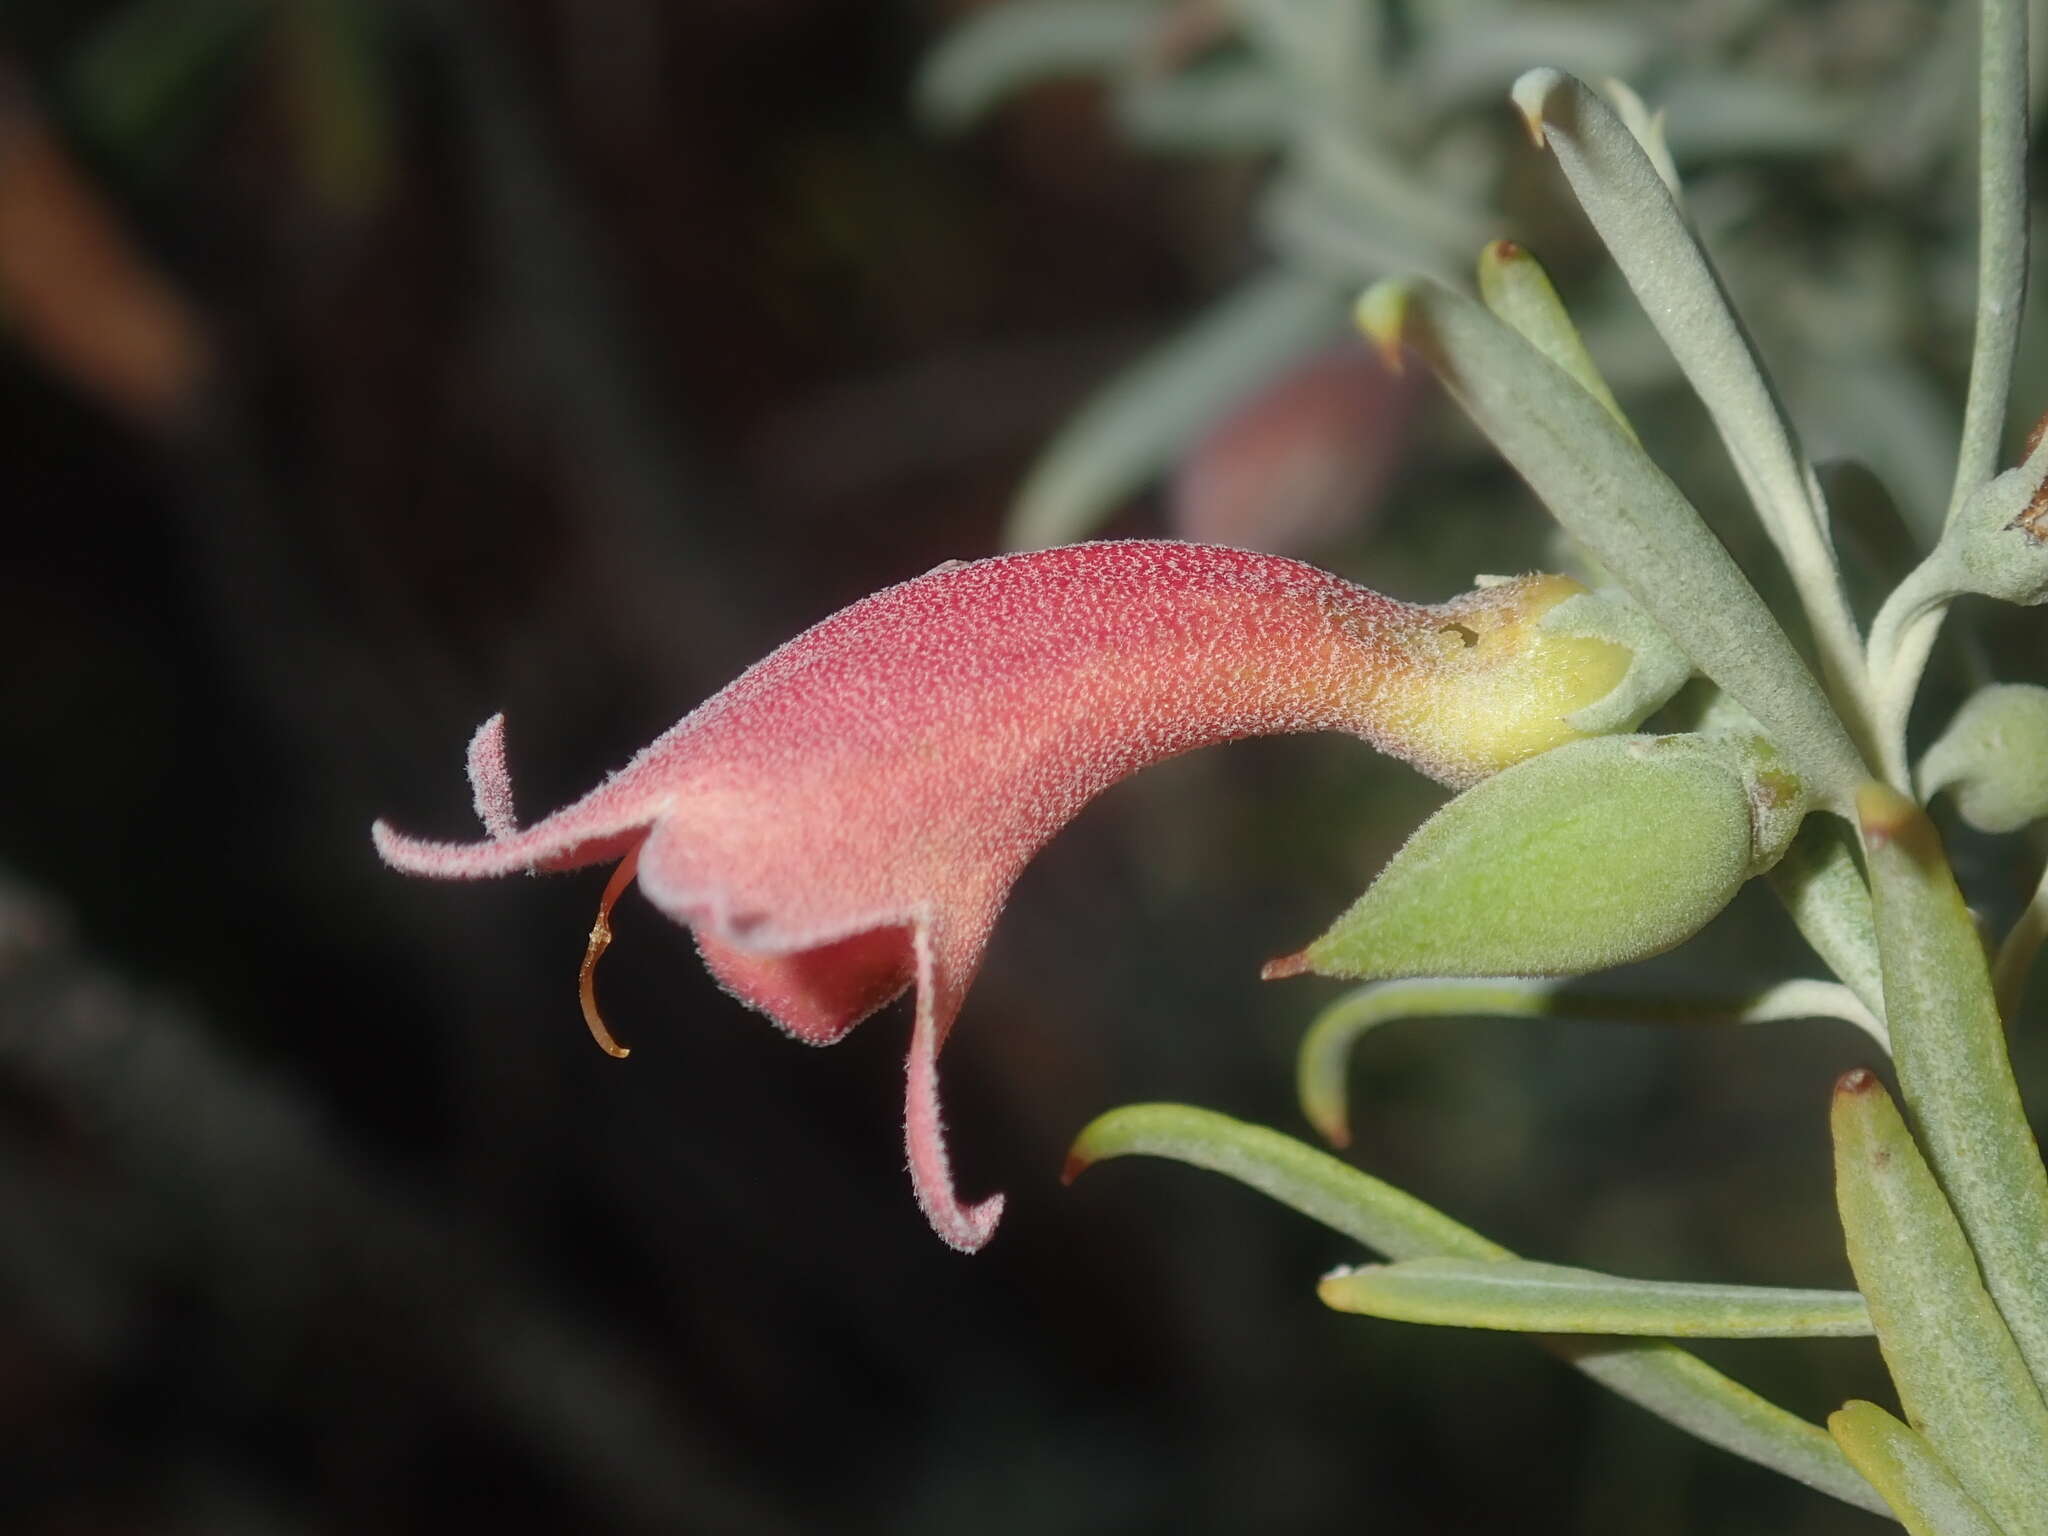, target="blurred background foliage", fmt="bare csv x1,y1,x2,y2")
0,0,2043,1530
